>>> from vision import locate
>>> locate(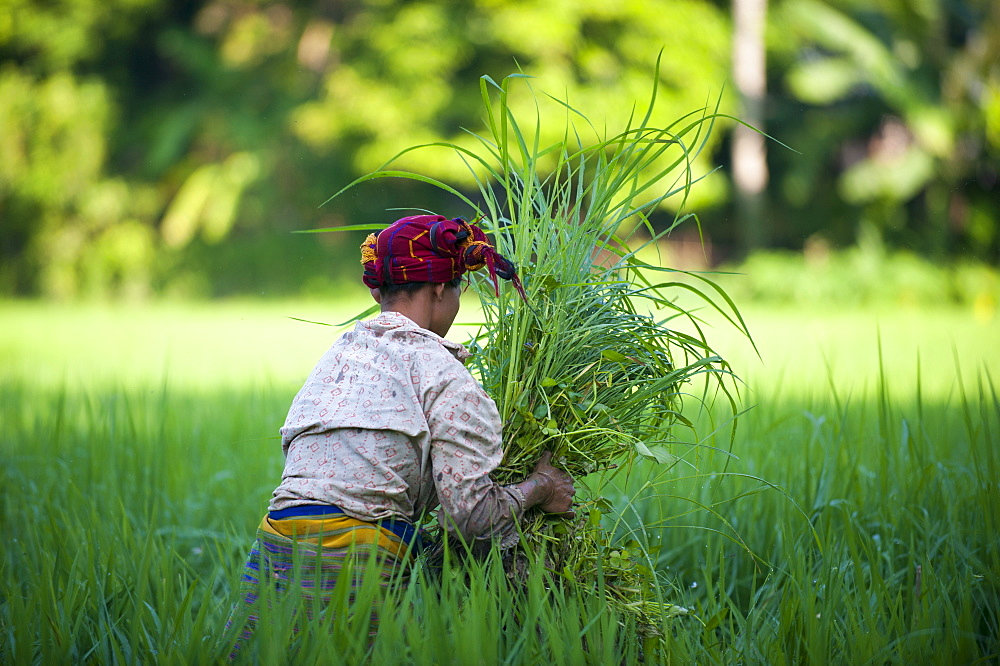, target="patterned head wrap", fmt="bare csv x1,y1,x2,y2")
360,214,526,299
